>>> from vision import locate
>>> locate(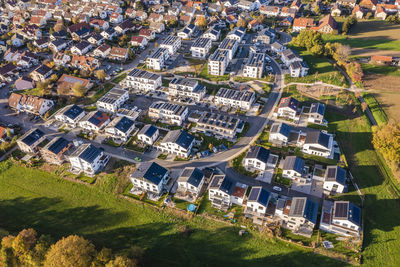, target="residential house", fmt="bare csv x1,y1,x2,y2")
244,146,279,172
57,74,92,96
312,15,338,34
176,167,205,201
160,36,181,55
108,47,128,61
269,122,291,145
130,162,170,197
8,93,54,116
323,166,346,194
292,17,315,32
202,25,221,41
71,41,92,55
87,33,105,46
137,124,159,145
289,61,309,77
115,20,135,34
277,197,319,236
14,76,35,91
17,128,46,154
93,44,111,58
320,201,361,238
130,36,148,48
68,143,110,175
54,104,85,127
70,55,99,72
302,131,333,158
245,186,271,221
30,64,52,82
139,29,156,40
78,111,110,132
277,97,299,120
226,26,246,42
40,137,72,165
89,19,109,30
157,130,195,158
96,87,129,113
49,39,70,52
101,28,117,40
105,116,135,142
282,156,308,181
208,175,247,210
307,103,326,124
109,12,123,24
260,5,280,17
